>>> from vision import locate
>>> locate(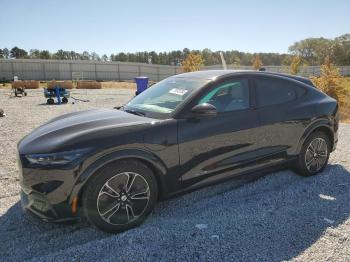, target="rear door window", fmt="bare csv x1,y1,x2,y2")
255,77,302,107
